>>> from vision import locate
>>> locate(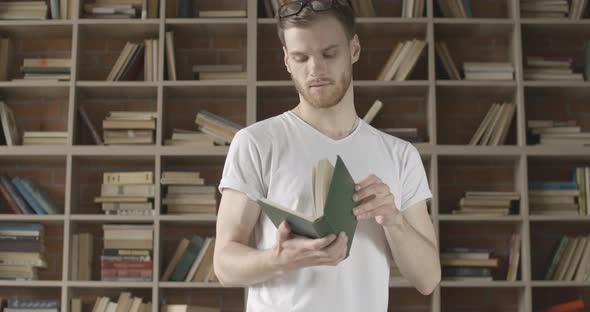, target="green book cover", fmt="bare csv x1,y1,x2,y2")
257,155,359,258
